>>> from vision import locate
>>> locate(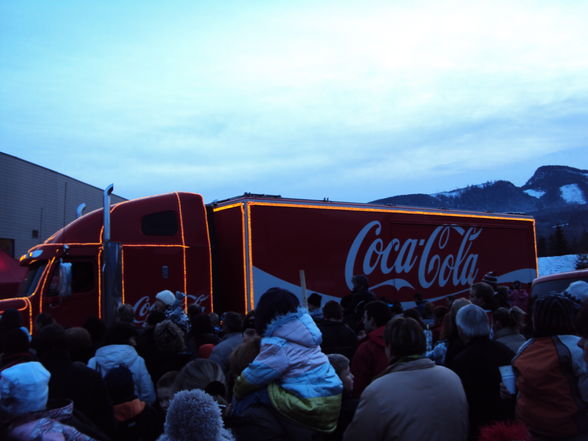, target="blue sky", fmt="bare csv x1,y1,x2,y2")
1,0,588,203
